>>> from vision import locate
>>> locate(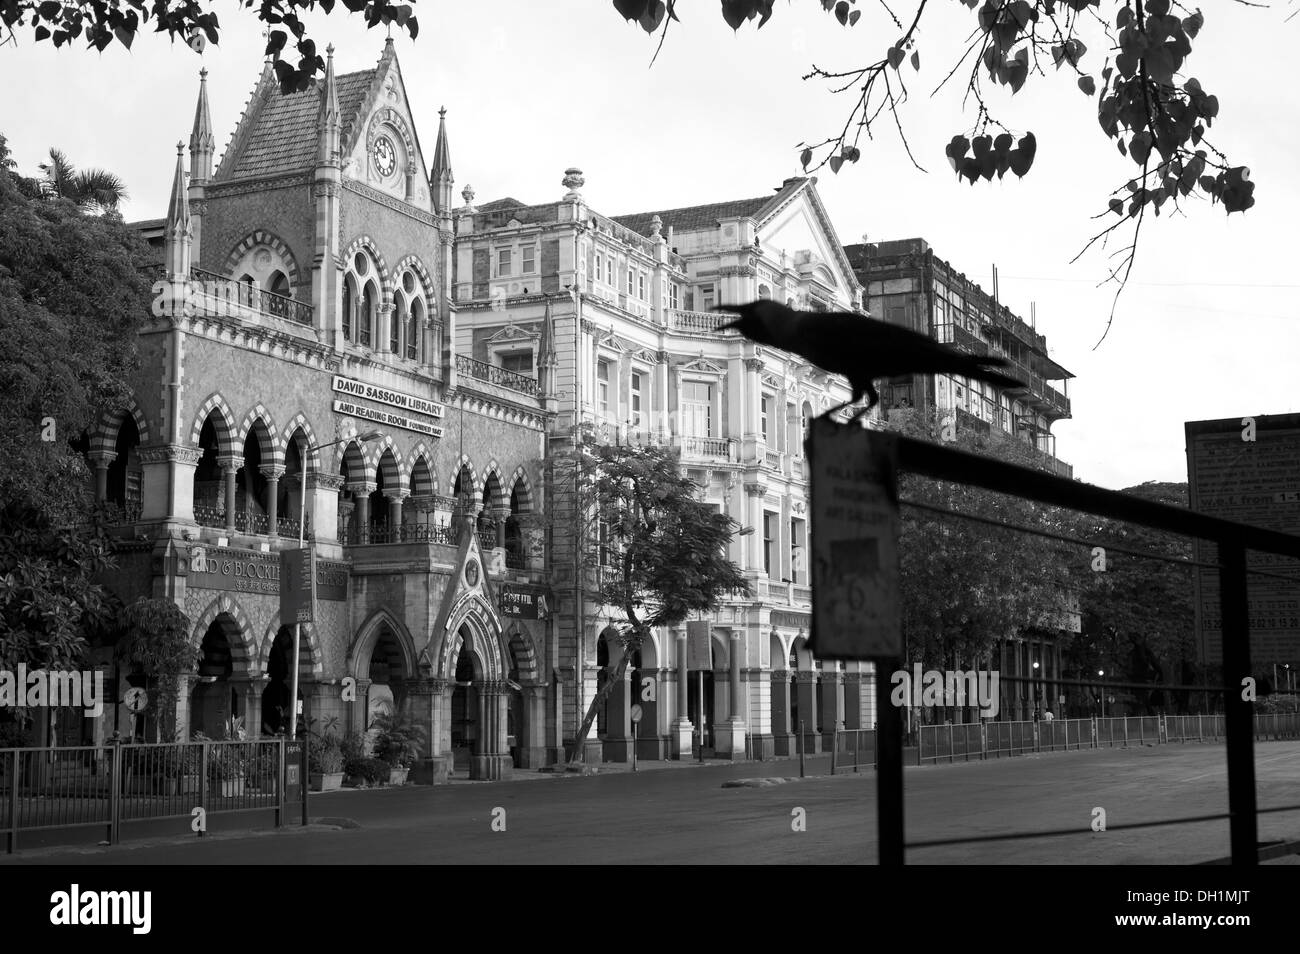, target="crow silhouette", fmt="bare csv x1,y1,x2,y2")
716,300,1025,420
